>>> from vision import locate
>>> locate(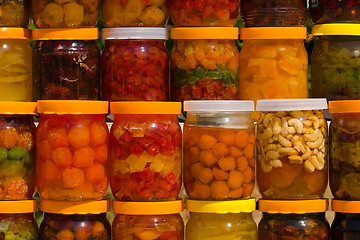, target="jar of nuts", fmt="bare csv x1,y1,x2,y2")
183,100,255,200
256,99,328,199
